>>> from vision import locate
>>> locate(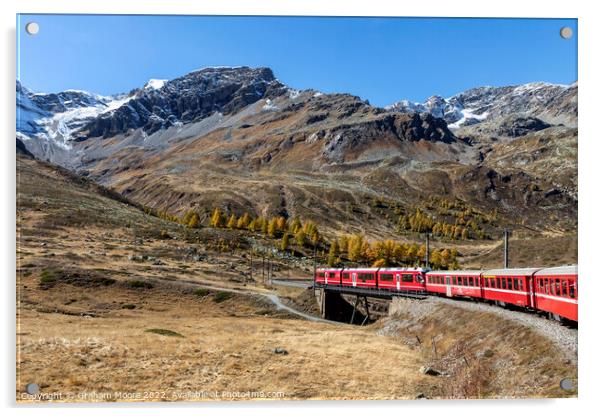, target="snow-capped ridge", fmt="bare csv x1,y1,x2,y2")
387,81,576,129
